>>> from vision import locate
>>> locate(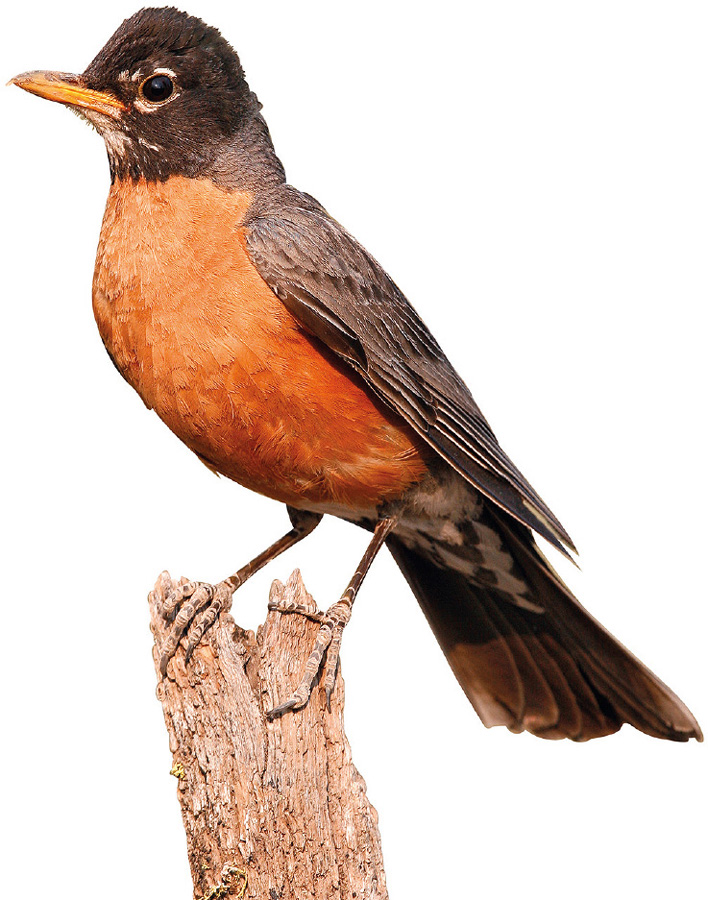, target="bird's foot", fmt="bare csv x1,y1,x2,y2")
159,578,235,676
265,594,351,718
